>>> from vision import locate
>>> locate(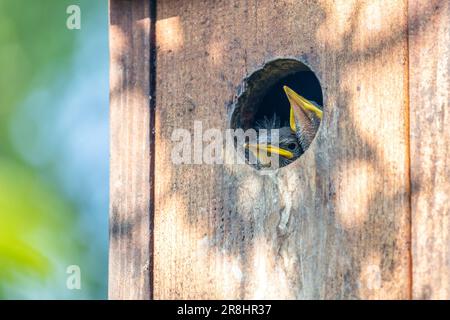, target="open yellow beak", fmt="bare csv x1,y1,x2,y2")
244,143,294,165
284,85,323,132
